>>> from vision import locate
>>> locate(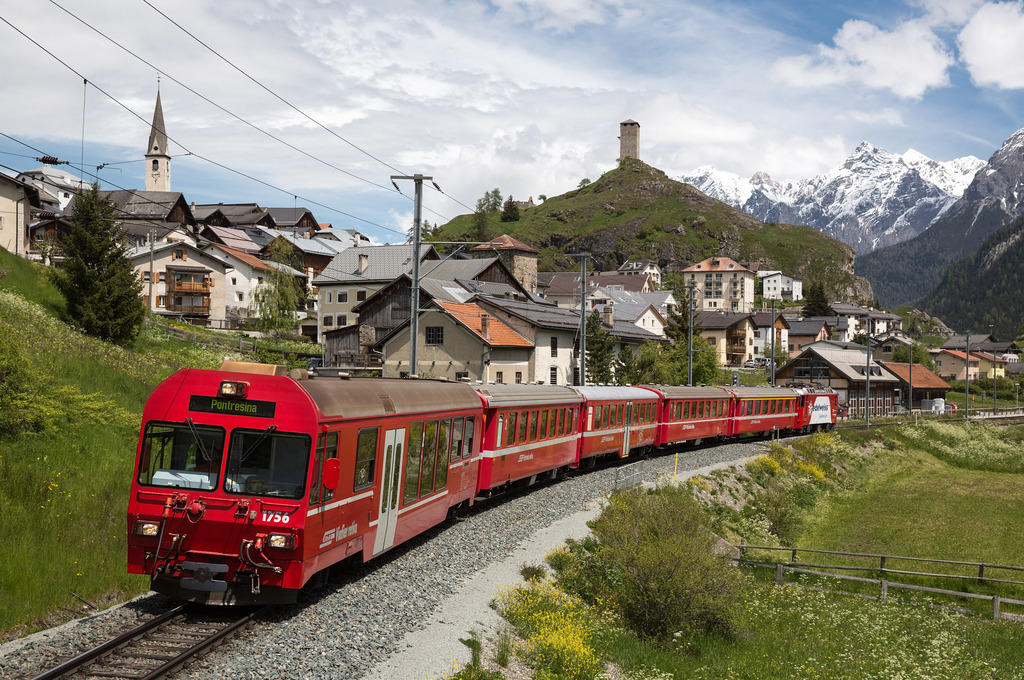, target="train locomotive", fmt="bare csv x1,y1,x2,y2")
127,362,836,605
